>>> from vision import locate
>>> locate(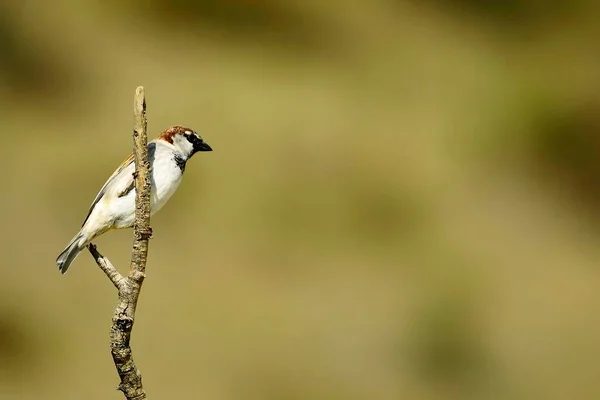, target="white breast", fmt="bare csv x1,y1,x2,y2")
149,141,184,214
109,141,184,229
